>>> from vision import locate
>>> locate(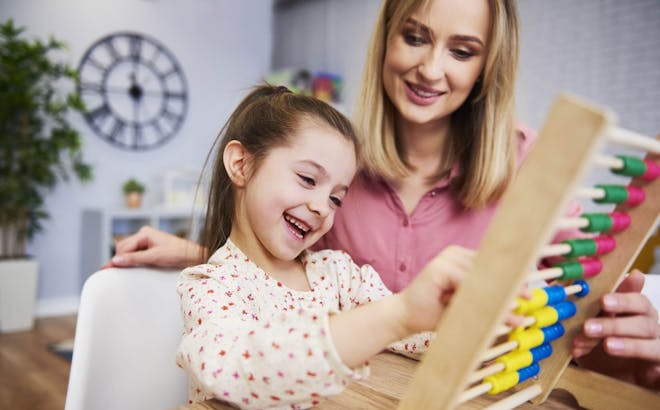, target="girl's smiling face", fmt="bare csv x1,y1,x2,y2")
382,0,490,129
235,118,357,263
